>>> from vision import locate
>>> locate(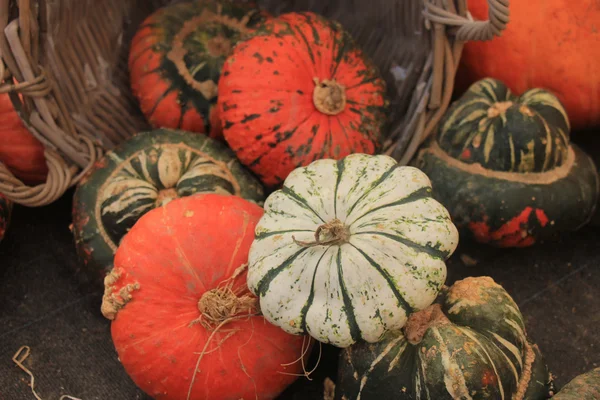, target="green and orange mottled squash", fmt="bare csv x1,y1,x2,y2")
0,193,12,244
218,11,388,188
334,276,555,400
552,368,600,399
416,78,600,248
72,129,264,285
129,0,269,139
